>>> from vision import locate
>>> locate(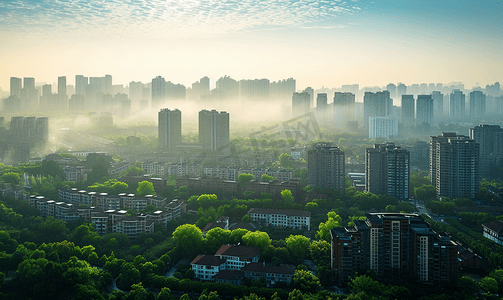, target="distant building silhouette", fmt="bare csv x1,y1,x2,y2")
469,124,503,177
364,91,392,129
449,89,465,119
469,91,486,120
369,116,398,139
416,95,433,126
292,92,310,118
158,108,182,149
401,95,415,125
